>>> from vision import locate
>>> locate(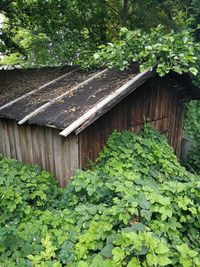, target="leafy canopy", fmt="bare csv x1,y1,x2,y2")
0,0,199,67
84,26,200,79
